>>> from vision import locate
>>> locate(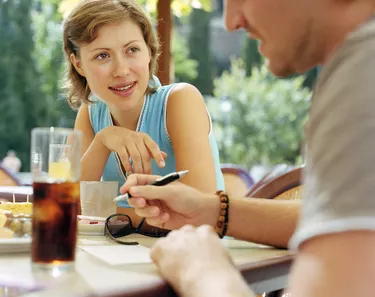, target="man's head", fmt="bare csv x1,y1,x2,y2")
224,0,375,77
